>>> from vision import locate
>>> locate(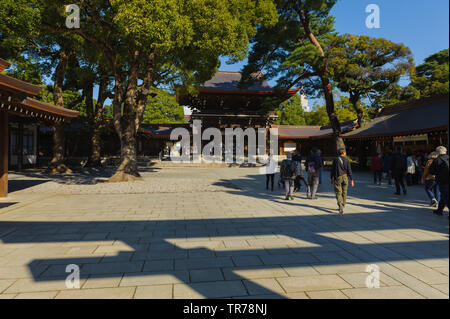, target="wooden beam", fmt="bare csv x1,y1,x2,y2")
0,110,8,197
